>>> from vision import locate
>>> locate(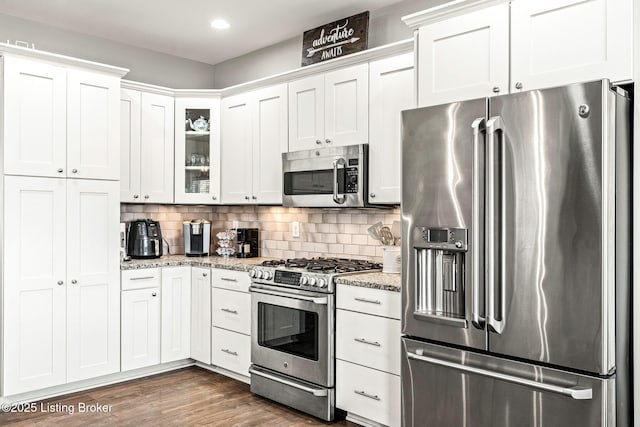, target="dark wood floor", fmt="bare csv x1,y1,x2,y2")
0,367,357,426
